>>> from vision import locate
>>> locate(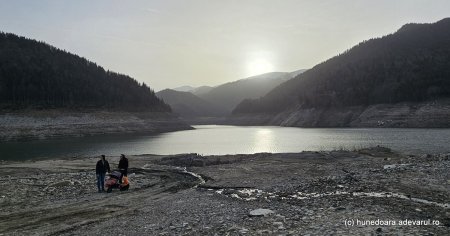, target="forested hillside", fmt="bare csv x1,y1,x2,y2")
0,32,170,111
233,18,450,114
